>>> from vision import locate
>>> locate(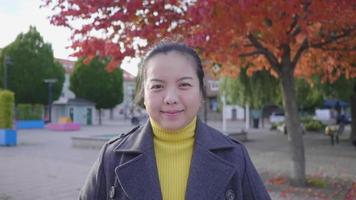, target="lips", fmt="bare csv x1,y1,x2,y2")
160,110,184,115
